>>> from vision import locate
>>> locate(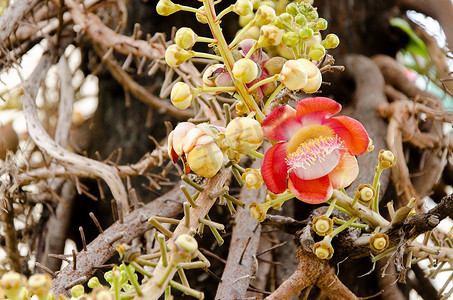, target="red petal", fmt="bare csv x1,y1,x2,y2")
261,143,289,194
329,152,359,189
296,97,342,119
288,173,332,204
324,116,369,156
262,105,298,141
